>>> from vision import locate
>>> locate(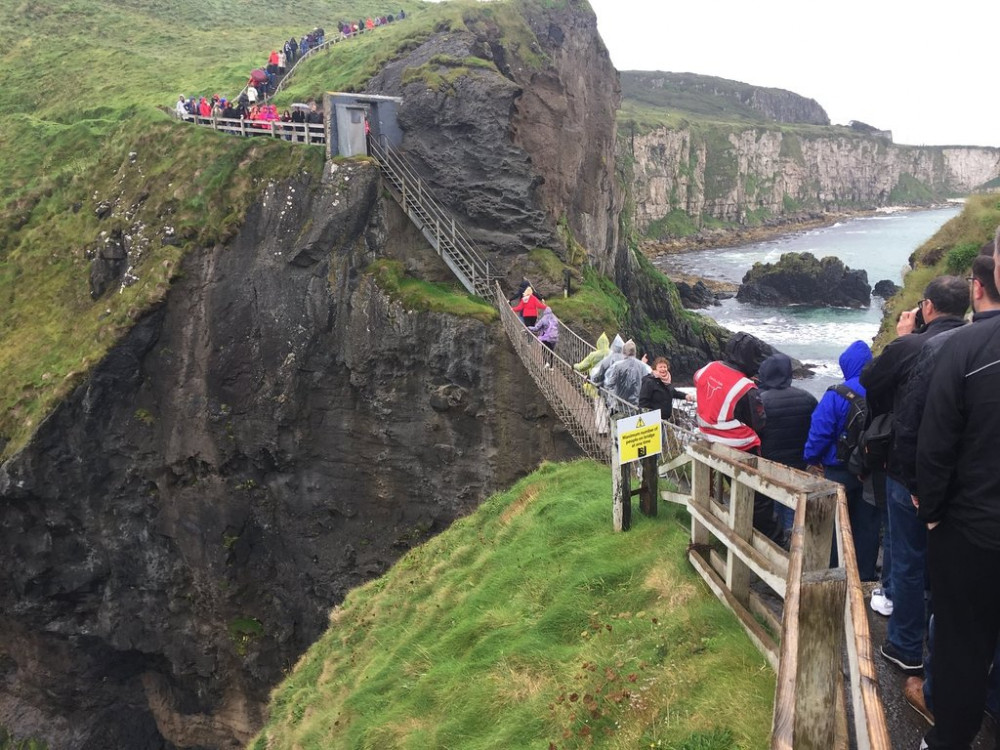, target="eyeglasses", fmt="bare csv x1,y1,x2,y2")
967,276,976,283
